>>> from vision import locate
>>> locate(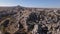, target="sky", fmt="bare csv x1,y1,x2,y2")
0,0,60,8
